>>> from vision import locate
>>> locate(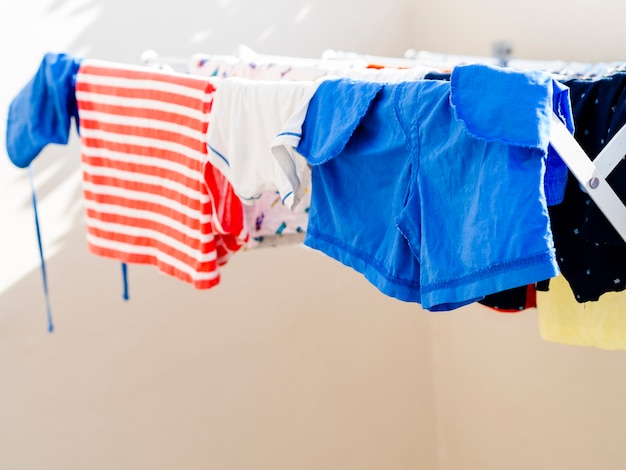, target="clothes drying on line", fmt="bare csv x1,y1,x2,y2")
6,49,626,344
